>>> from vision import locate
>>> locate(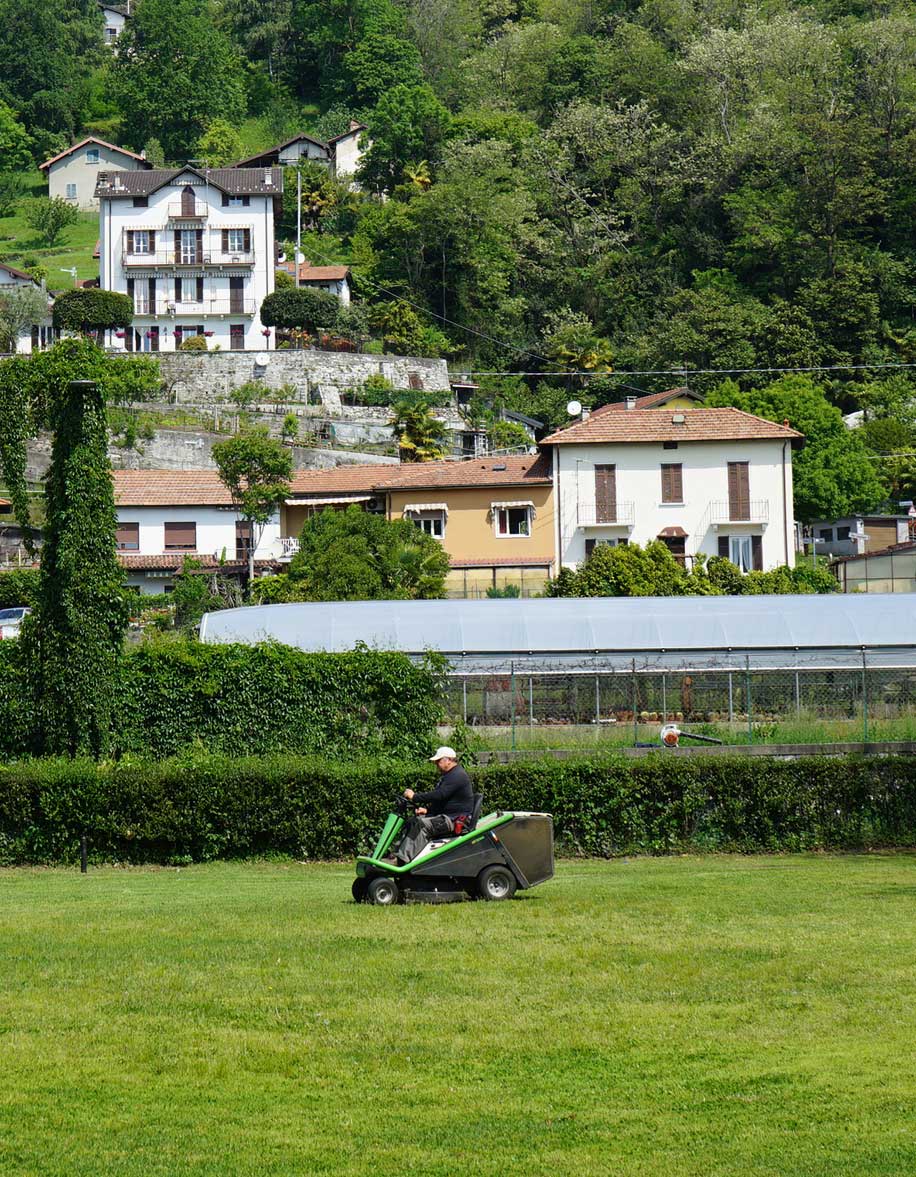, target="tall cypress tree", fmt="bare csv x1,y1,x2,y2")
30,380,127,757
